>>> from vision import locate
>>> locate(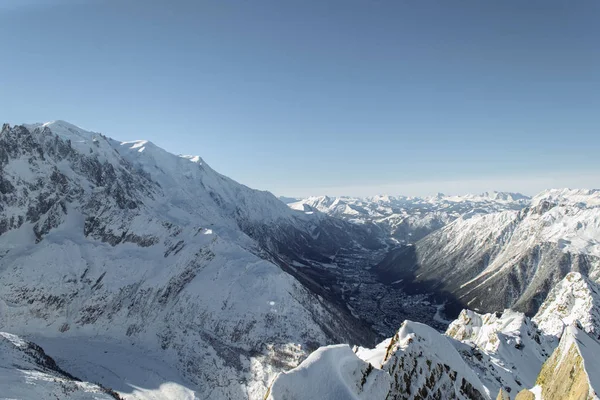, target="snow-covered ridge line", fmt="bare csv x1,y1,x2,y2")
375,186,600,315
532,188,600,208
267,320,490,400
288,191,530,243
0,331,121,399
533,272,600,340
0,121,381,399
268,271,600,400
